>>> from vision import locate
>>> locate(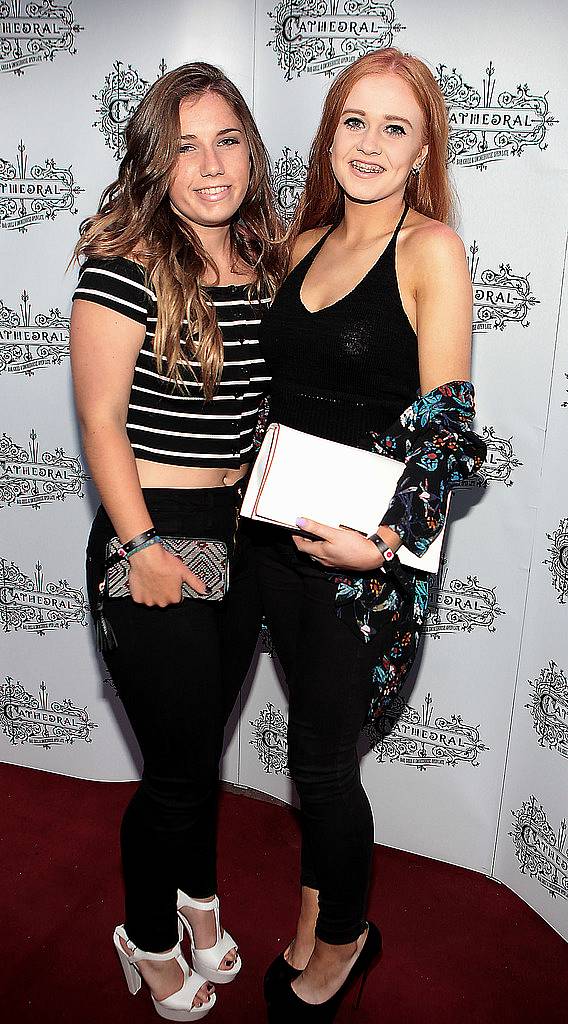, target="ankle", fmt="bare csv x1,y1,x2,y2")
119,935,177,962
312,938,358,965
179,894,216,911
292,912,316,941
